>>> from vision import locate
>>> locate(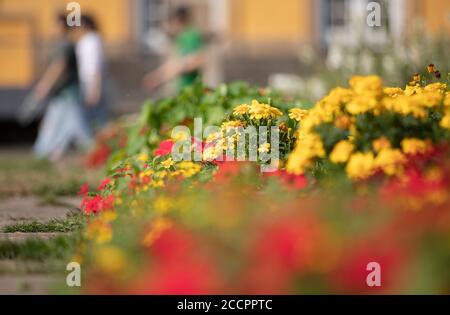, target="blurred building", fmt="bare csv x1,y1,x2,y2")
1,0,449,118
